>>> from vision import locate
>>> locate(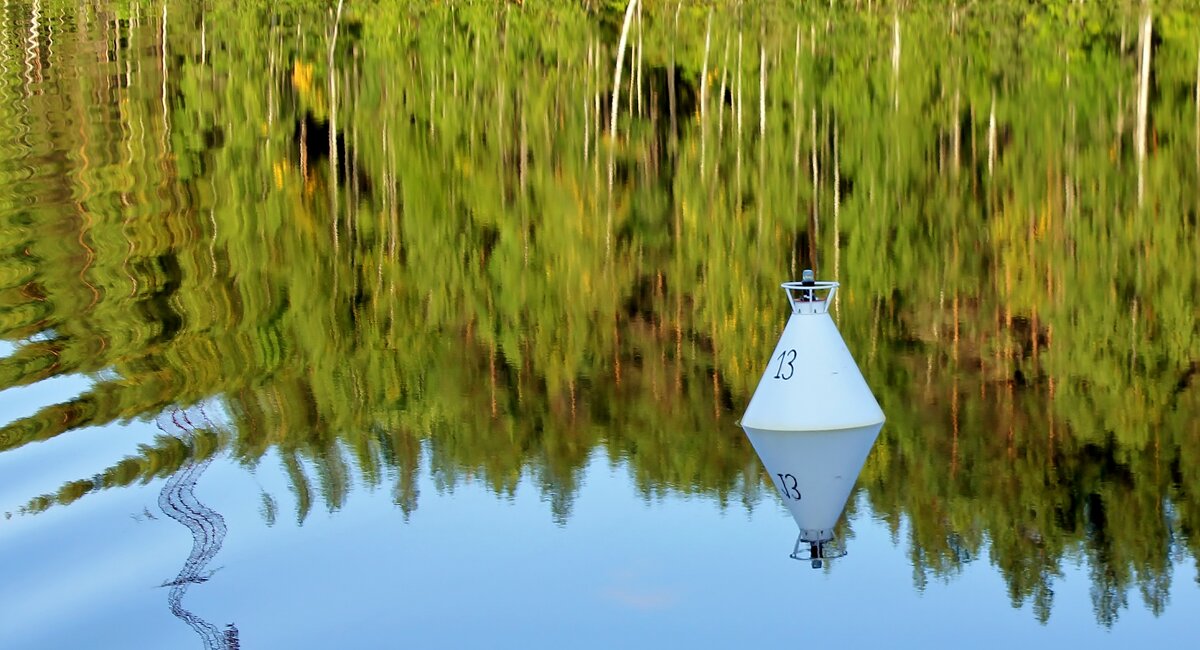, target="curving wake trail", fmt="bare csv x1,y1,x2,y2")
157,408,240,650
